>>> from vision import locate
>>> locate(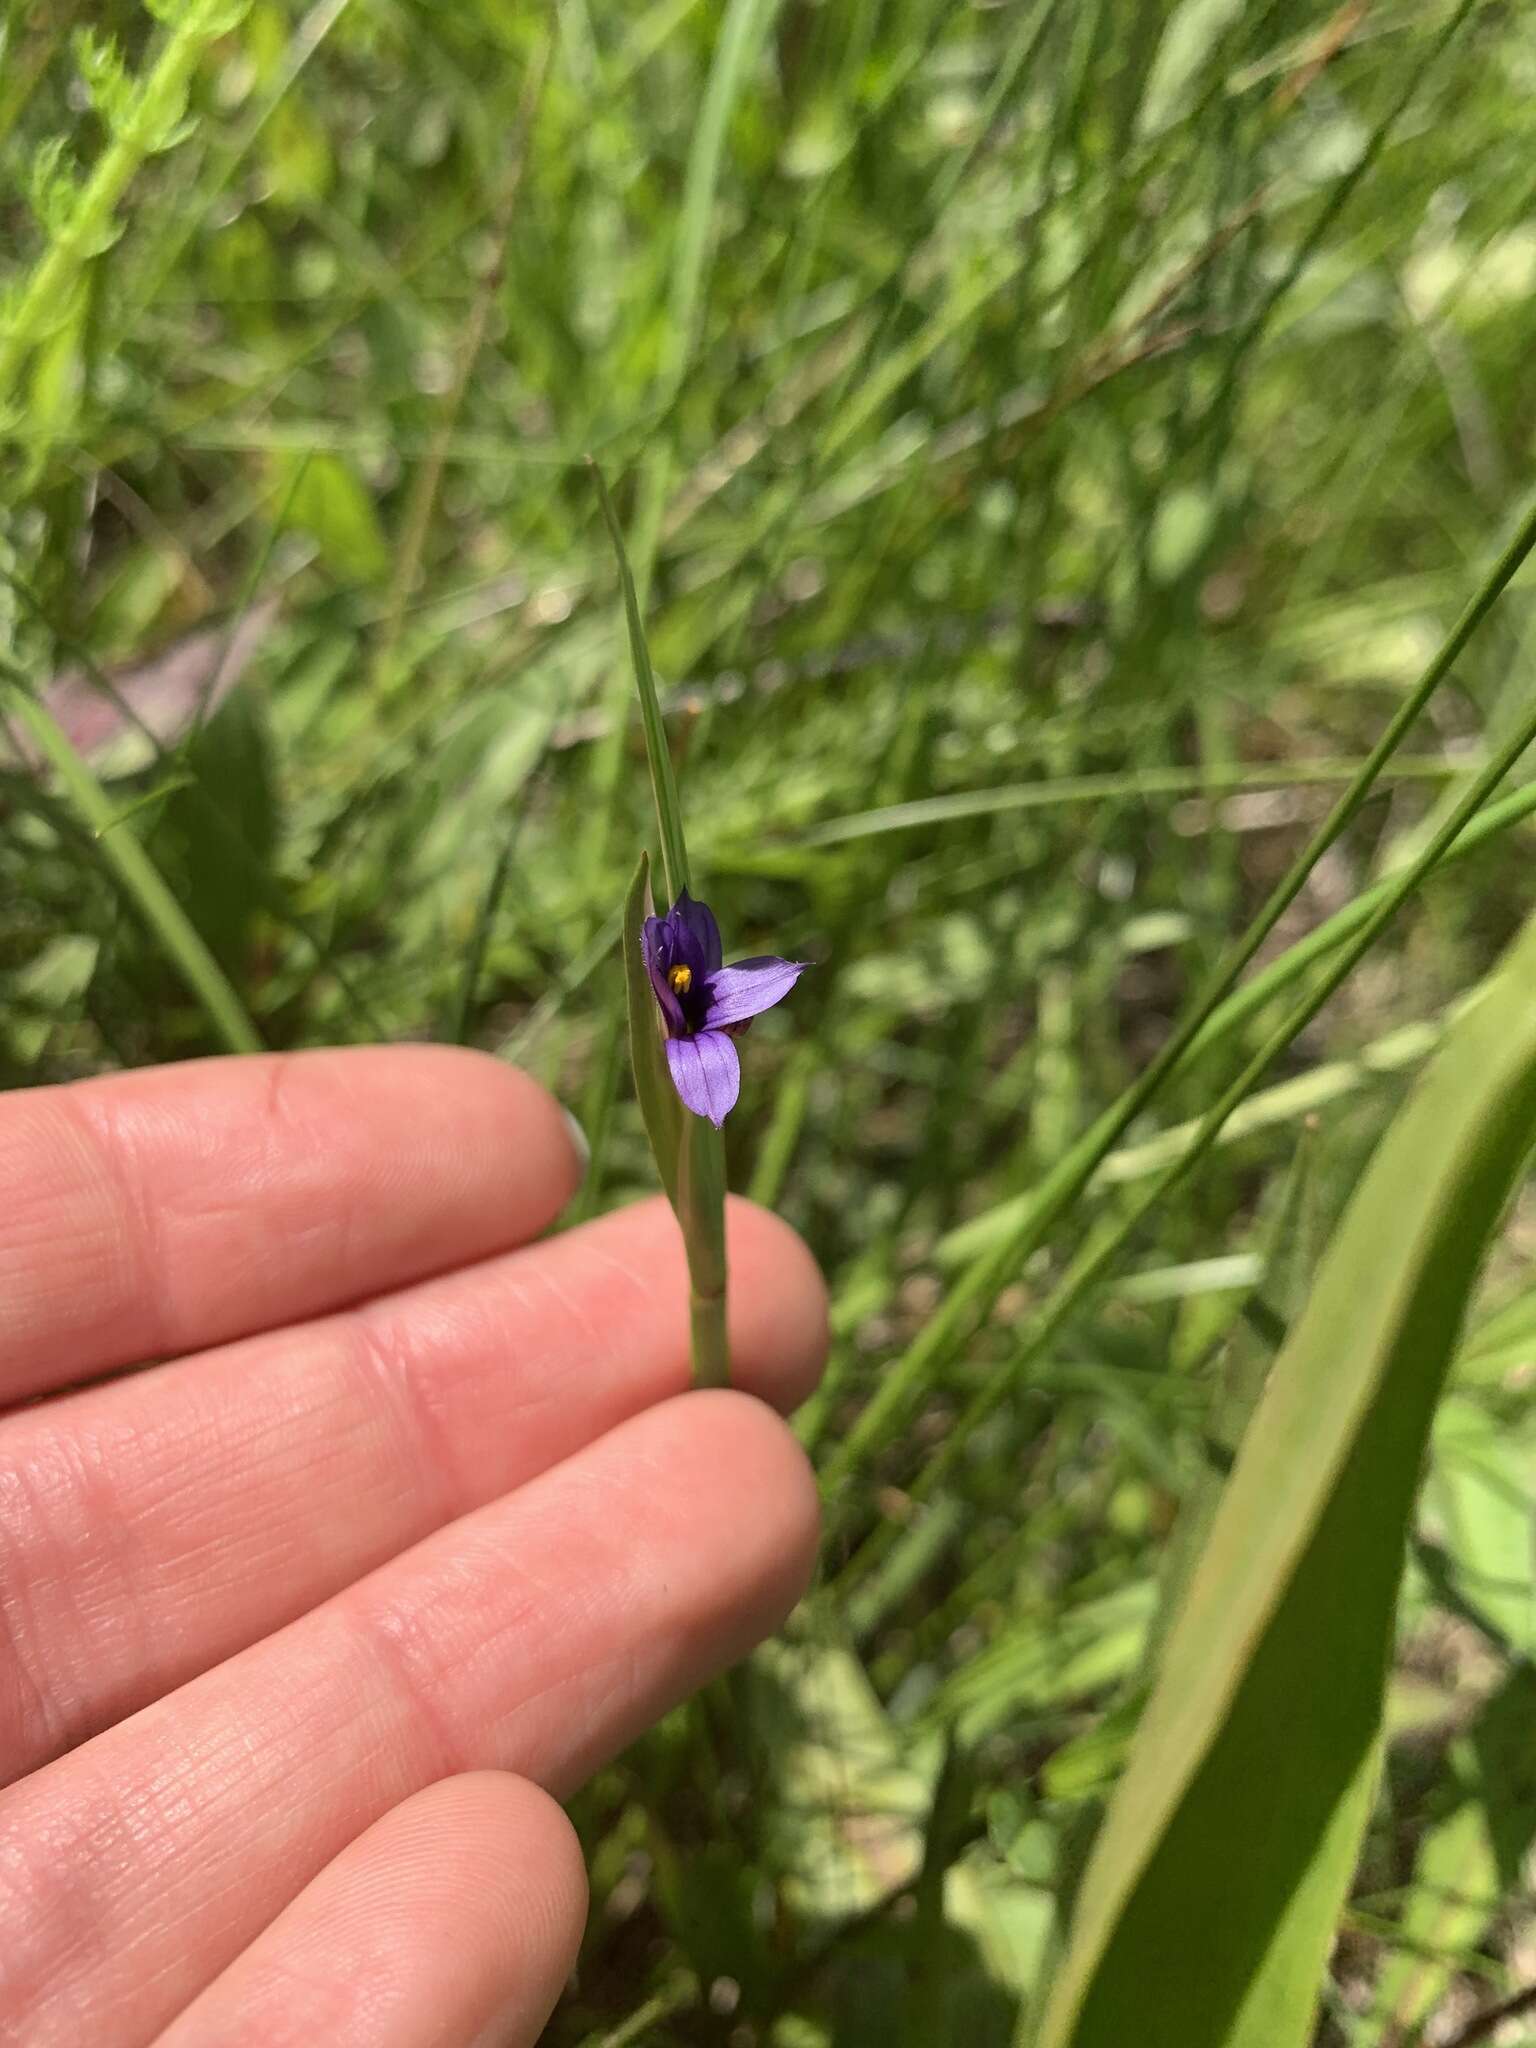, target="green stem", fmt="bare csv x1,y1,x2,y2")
689,1288,729,1389
678,1112,731,1387
4,680,262,1057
